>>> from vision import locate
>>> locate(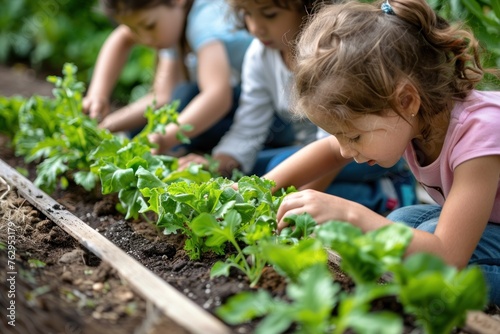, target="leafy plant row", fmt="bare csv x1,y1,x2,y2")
0,64,489,334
